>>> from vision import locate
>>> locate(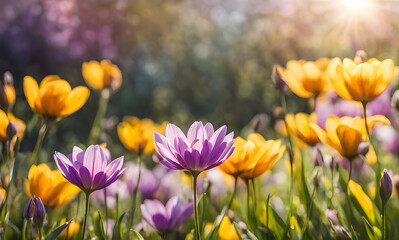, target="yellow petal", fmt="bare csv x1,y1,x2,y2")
218,217,239,240
374,59,394,97
336,125,362,159
60,86,90,116
328,58,353,101
82,61,105,90
23,76,39,112
36,80,71,117
40,75,61,88
349,180,375,224
0,110,9,142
